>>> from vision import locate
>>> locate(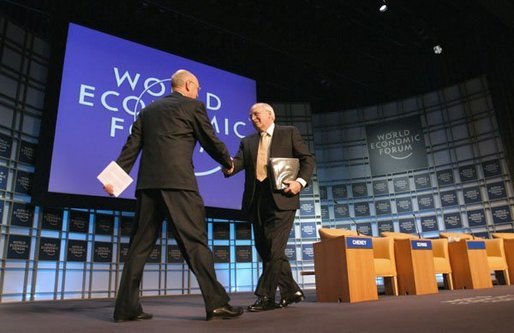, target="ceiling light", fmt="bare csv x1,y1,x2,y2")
433,45,443,54
379,1,388,12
